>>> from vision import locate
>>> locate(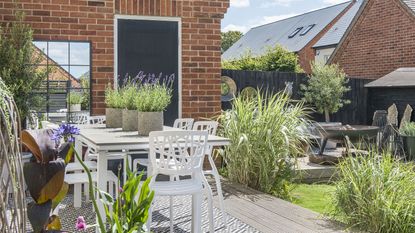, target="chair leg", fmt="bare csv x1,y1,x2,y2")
146,203,153,233
169,175,175,233
191,193,202,233
208,154,228,229
74,183,82,208
85,184,89,201
206,183,214,233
